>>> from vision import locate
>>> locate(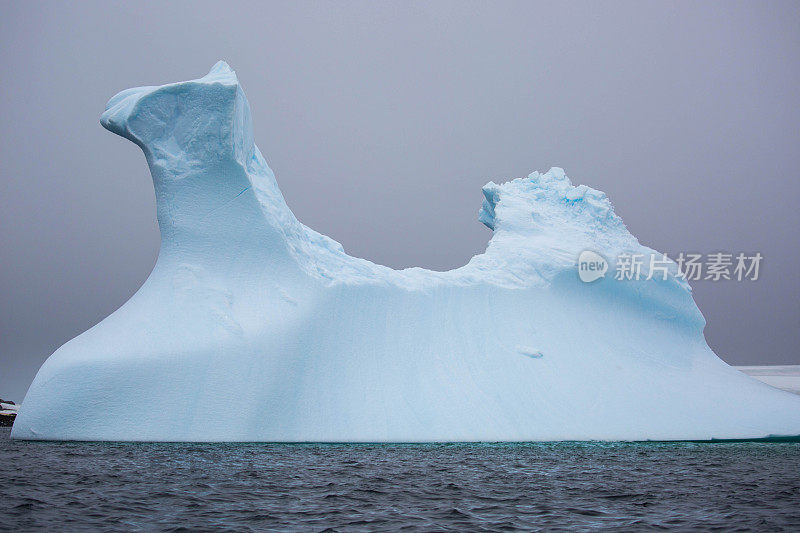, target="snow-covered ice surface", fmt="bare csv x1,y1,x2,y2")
12,63,800,441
